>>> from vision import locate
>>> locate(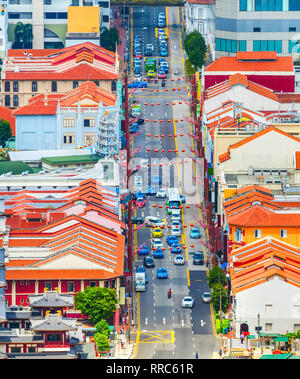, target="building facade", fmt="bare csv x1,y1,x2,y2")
214,0,300,58
7,0,110,50
0,1,8,62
